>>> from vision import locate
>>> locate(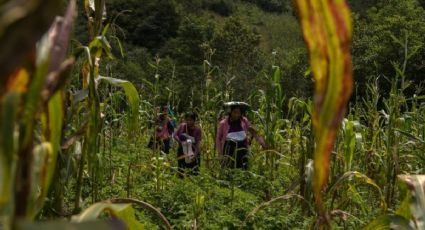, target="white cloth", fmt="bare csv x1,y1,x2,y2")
226,131,247,142
182,134,196,163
